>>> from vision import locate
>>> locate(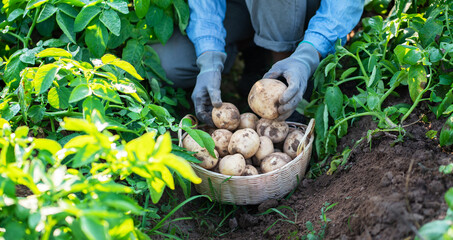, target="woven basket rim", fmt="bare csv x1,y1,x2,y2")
181,121,312,179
